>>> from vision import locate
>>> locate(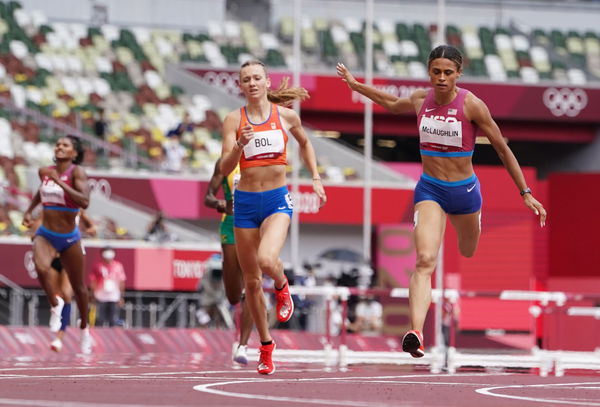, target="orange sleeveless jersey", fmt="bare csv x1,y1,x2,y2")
237,103,288,169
